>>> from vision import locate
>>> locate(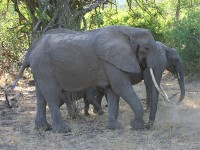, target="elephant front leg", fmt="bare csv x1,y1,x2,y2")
85,89,104,115
145,69,163,129
84,98,90,116
143,69,152,111
106,88,122,129
145,86,159,129
93,89,105,114
104,62,145,130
